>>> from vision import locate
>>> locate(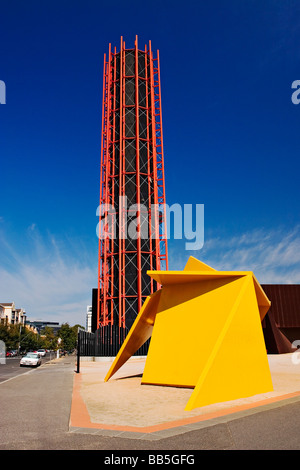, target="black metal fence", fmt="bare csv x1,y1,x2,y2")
77,327,149,358
78,330,96,356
